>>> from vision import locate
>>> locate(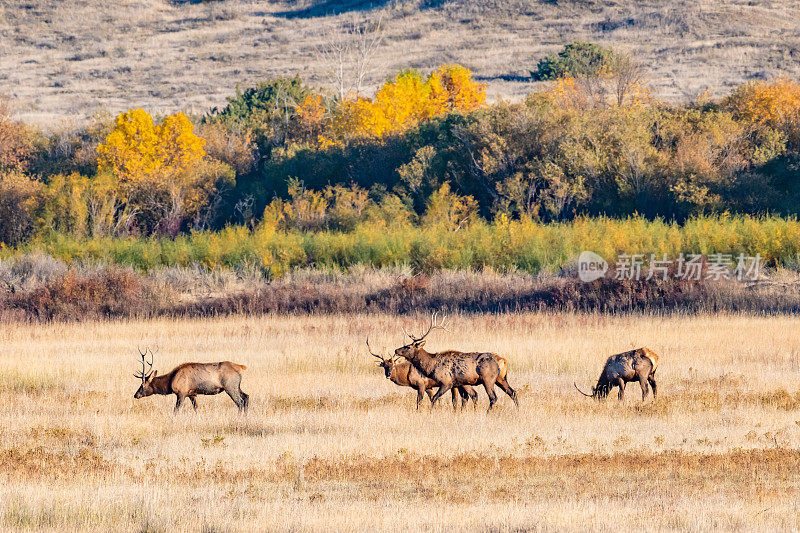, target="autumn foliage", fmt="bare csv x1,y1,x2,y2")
724,78,800,148
302,64,486,144
96,109,232,234
5,60,800,247
0,98,33,172
97,109,206,195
